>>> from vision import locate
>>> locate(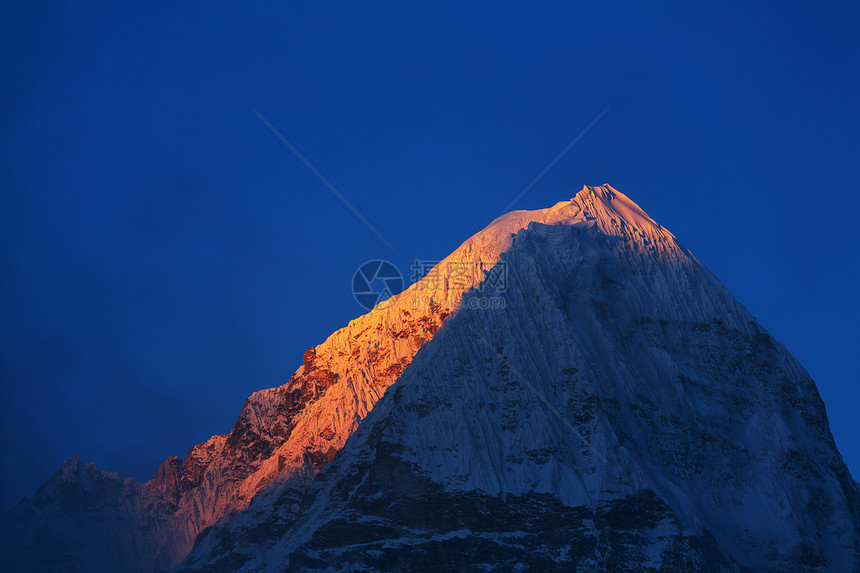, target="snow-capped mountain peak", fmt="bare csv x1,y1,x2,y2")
3,184,858,573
